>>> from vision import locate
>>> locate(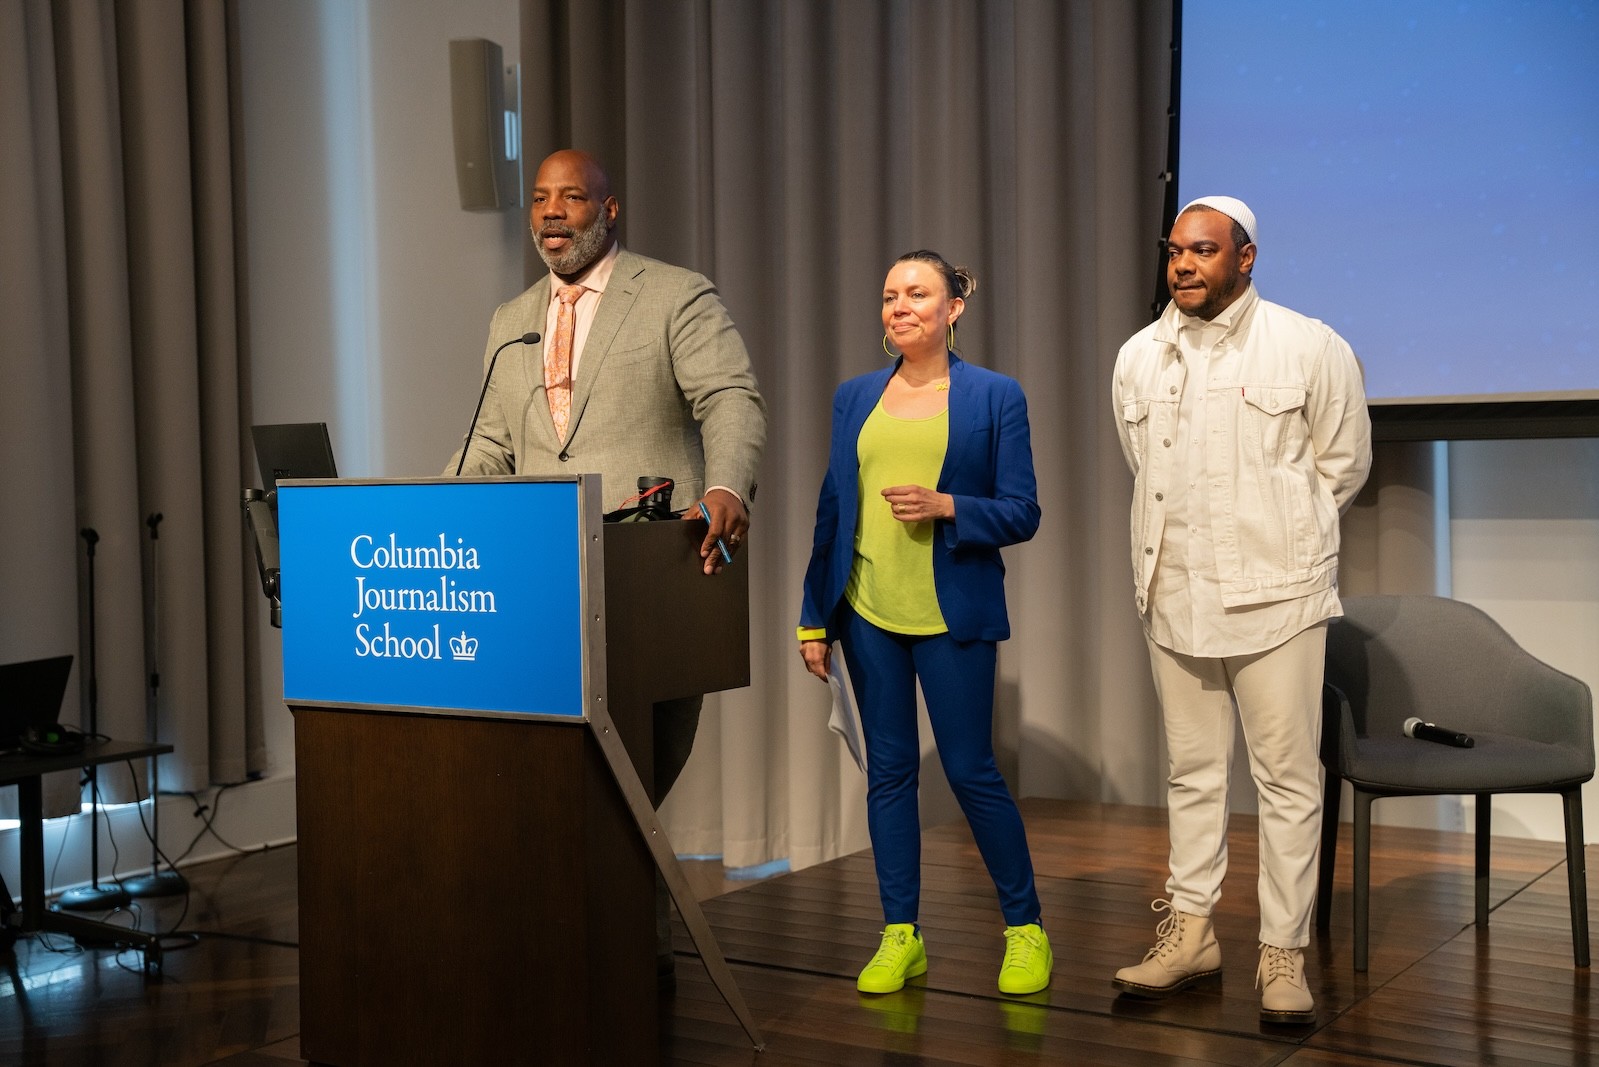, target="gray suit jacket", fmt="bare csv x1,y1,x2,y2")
448,249,766,512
